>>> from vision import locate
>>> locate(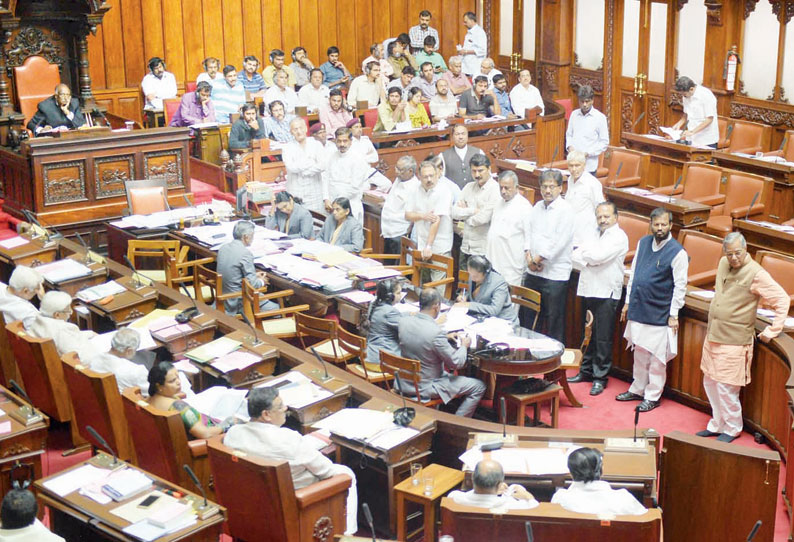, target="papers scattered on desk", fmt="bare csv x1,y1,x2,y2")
490,447,579,475
123,517,197,542
658,127,682,140
35,259,93,283
503,159,537,172
745,220,794,234
116,491,197,541
340,290,376,304
190,121,219,129
255,371,333,409
76,280,127,303
755,309,794,328
0,236,29,250
356,267,402,280
502,337,560,351
622,187,653,196
185,337,241,363
185,386,249,422
42,464,110,497
311,408,418,449
459,447,484,471
467,317,515,343
689,289,716,300
211,350,263,373
442,307,476,332
102,468,153,501
151,323,194,341
173,358,200,374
